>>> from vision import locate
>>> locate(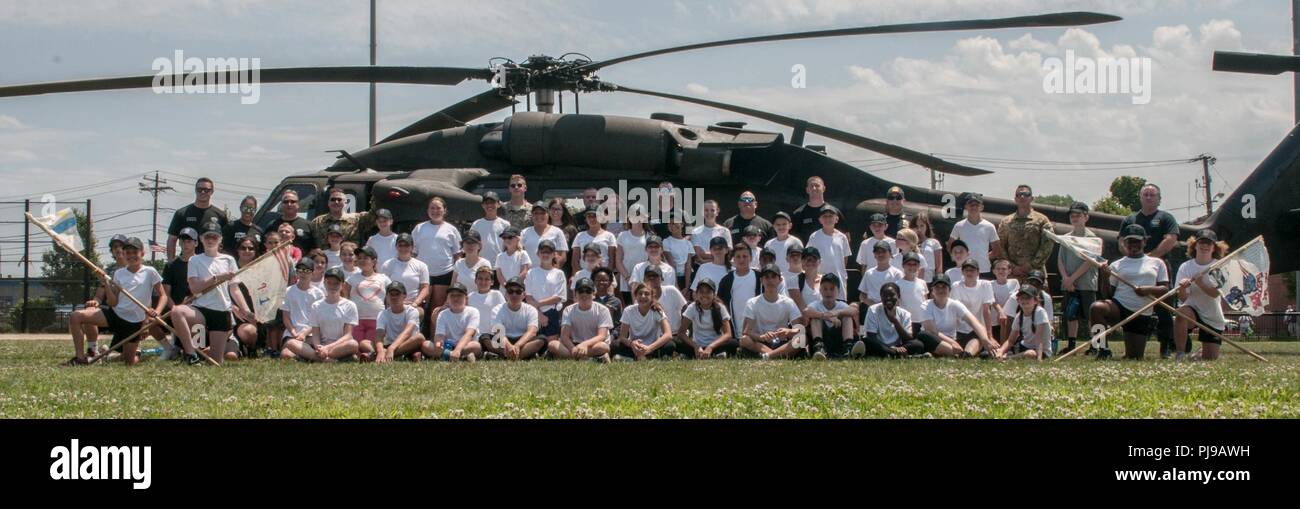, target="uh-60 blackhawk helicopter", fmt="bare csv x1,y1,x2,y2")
4,10,1298,284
